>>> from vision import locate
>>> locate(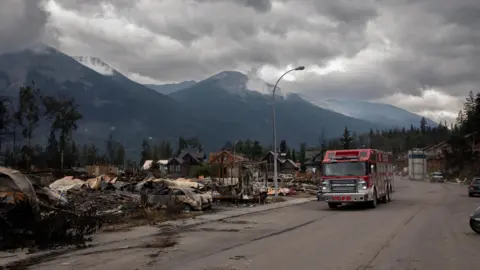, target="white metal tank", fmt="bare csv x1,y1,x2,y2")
408,149,427,181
